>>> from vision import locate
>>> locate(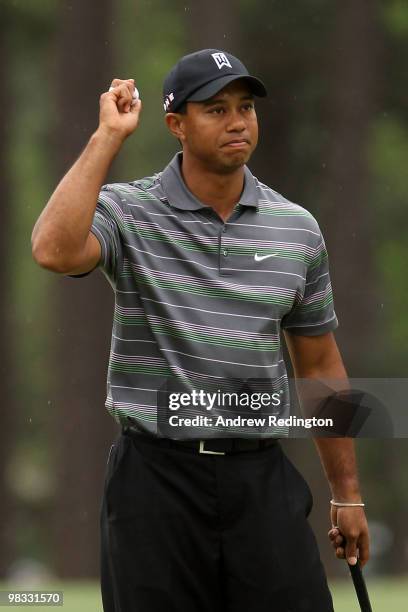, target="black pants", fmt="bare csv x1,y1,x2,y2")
100,431,334,612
